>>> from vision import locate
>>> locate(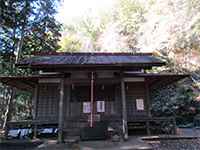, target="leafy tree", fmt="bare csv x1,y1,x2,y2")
136,0,200,123
22,0,61,55
0,0,61,127
115,0,145,50
1,0,61,57
59,35,81,52
59,0,145,52
59,12,111,52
